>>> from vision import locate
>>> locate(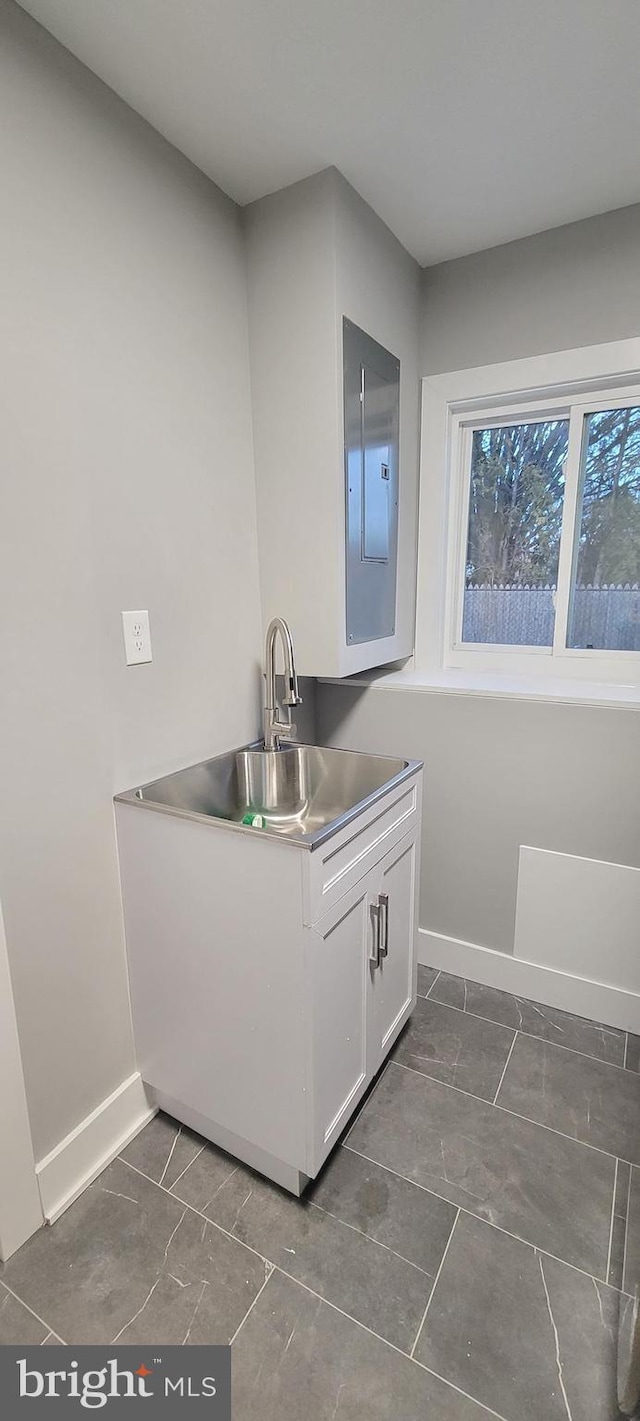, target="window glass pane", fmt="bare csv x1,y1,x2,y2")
462,419,569,646
567,406,640,651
